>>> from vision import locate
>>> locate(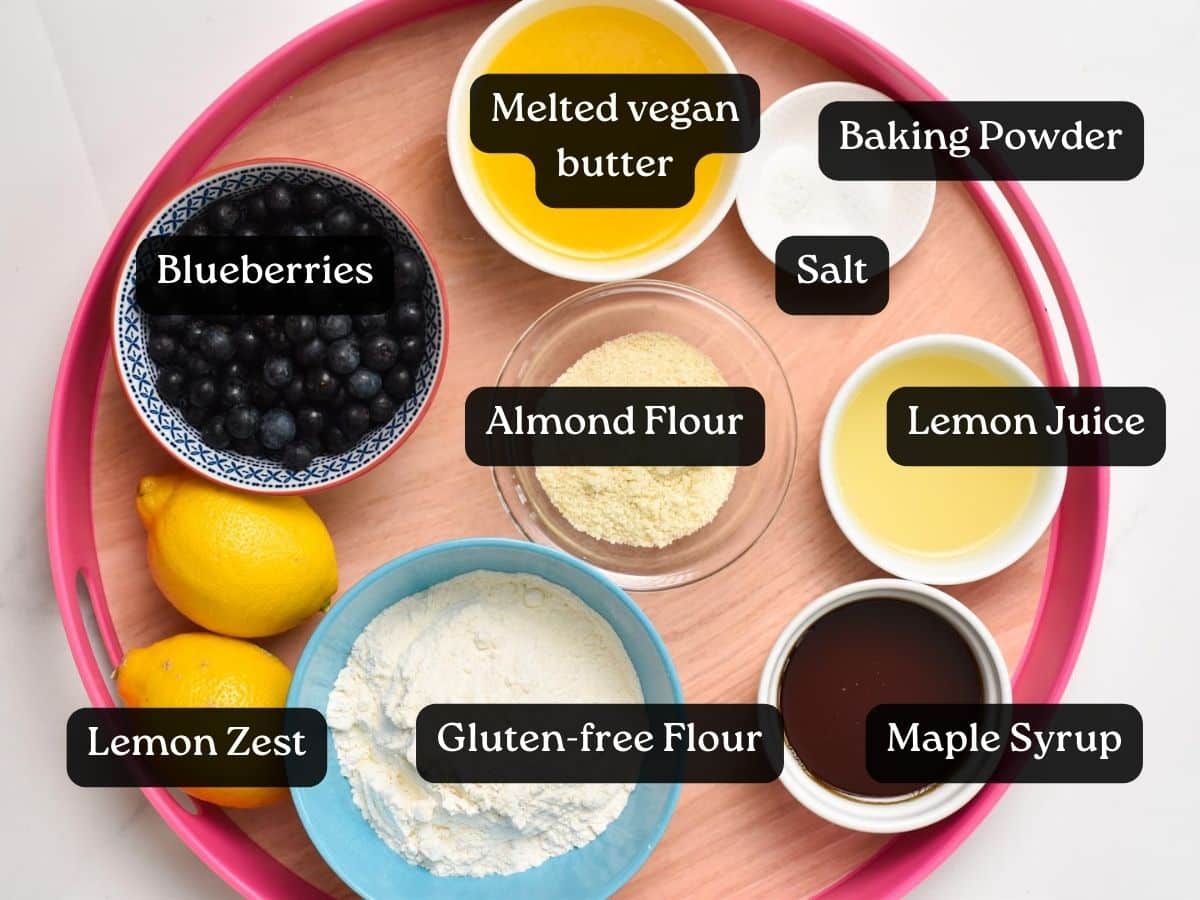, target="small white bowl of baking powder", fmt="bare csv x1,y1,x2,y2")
736,81,936,266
